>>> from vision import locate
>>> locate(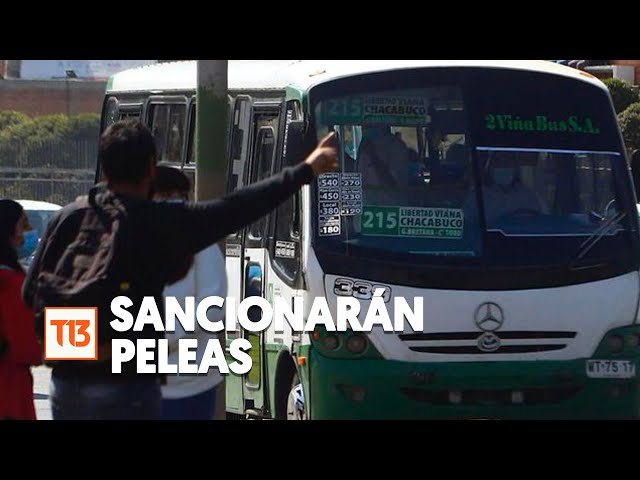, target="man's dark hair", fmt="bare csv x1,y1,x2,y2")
99,120,157,184
154,165,191,195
